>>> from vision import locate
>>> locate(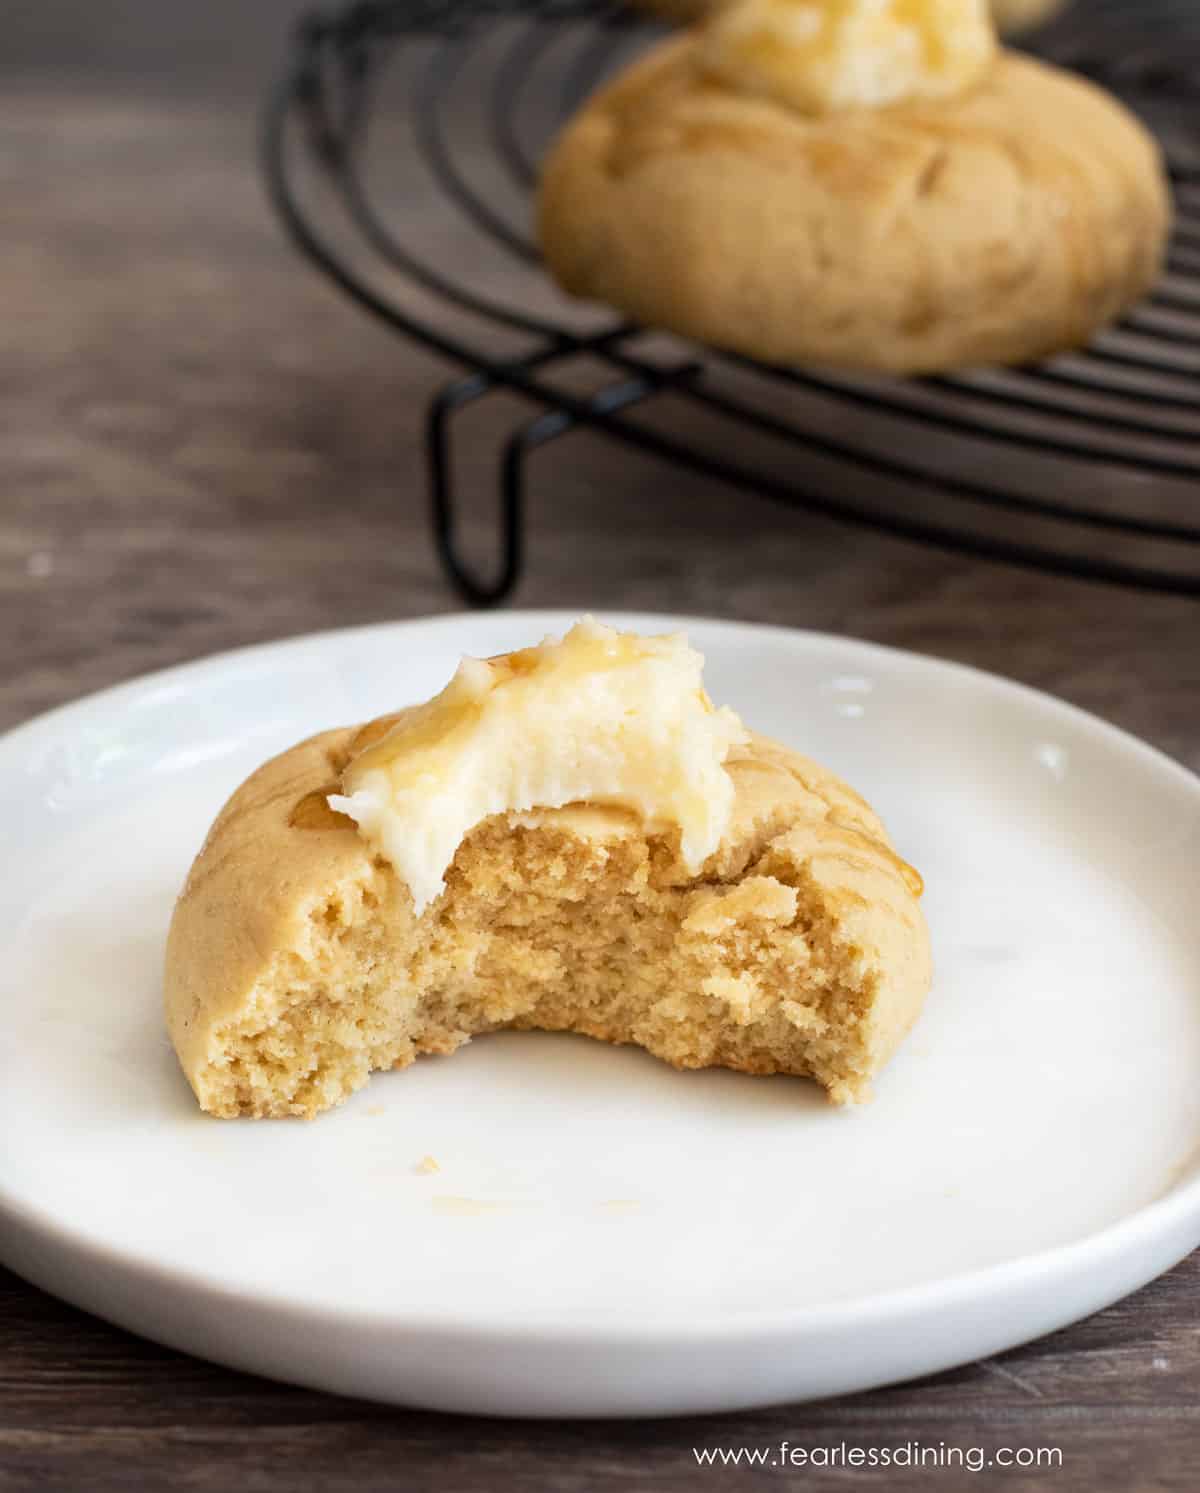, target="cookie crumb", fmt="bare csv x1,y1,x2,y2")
416,1154,440,1174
